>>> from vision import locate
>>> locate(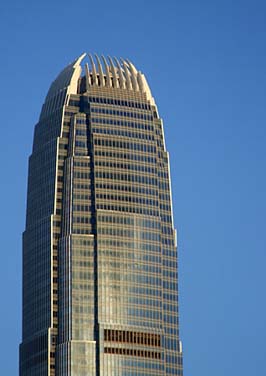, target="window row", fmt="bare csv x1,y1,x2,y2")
74,183,91,189
162,252,177,264
73,216,92,224
98,215,160,230
98,227,160,241
158,170,169,179
98,251,161,265
95,171,157,186
73,204,92,211
95,182,157,196
163,248,178,257
104,329,161,347
96,204,159,216
162,237,174,246
74,160,90,167
104,347,161,360
72,228,93,235
163,281,178,291
94,160,156,174
94,138,156,153
88,96,151,110
71,238,94,246
92,126,154,141
96,193,159,207
74,171,91,179
104,329,160,346
72,249,94,257
64,111,77,117
76,129,87,136
73,193,91,200
94,149,156,164
75,140,88,148
91,107,153,121
76,118,86,124
163,303,179,313
72,271,93,280
98,239,160,252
